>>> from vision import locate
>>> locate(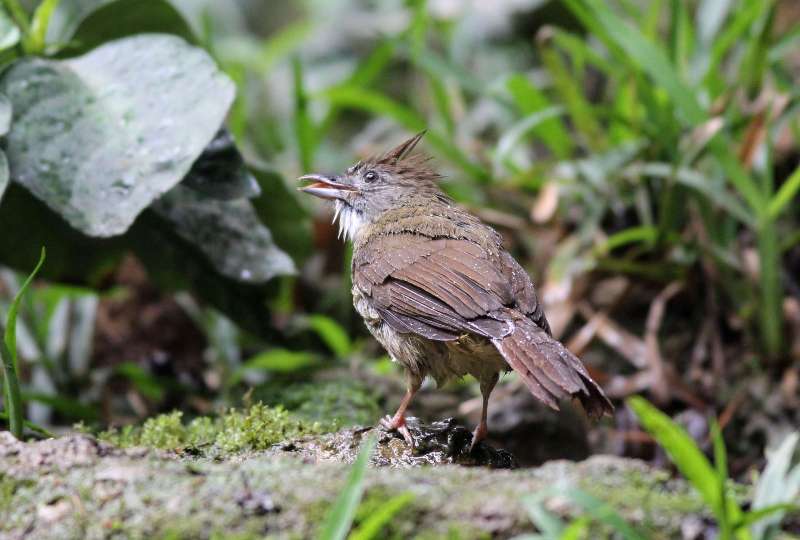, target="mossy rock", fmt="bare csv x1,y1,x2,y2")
1,427,717,540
